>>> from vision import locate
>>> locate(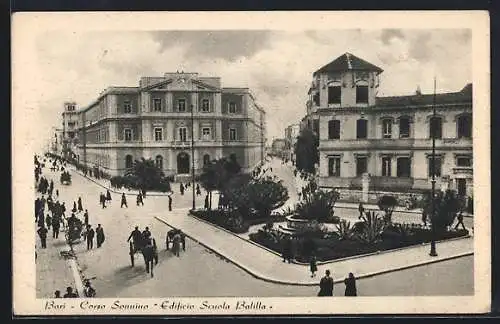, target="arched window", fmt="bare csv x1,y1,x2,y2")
203,154,211,166
429,116,443,139
155,155,163,170
125,155,133,169
356,119,367,139
457,114,472,139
